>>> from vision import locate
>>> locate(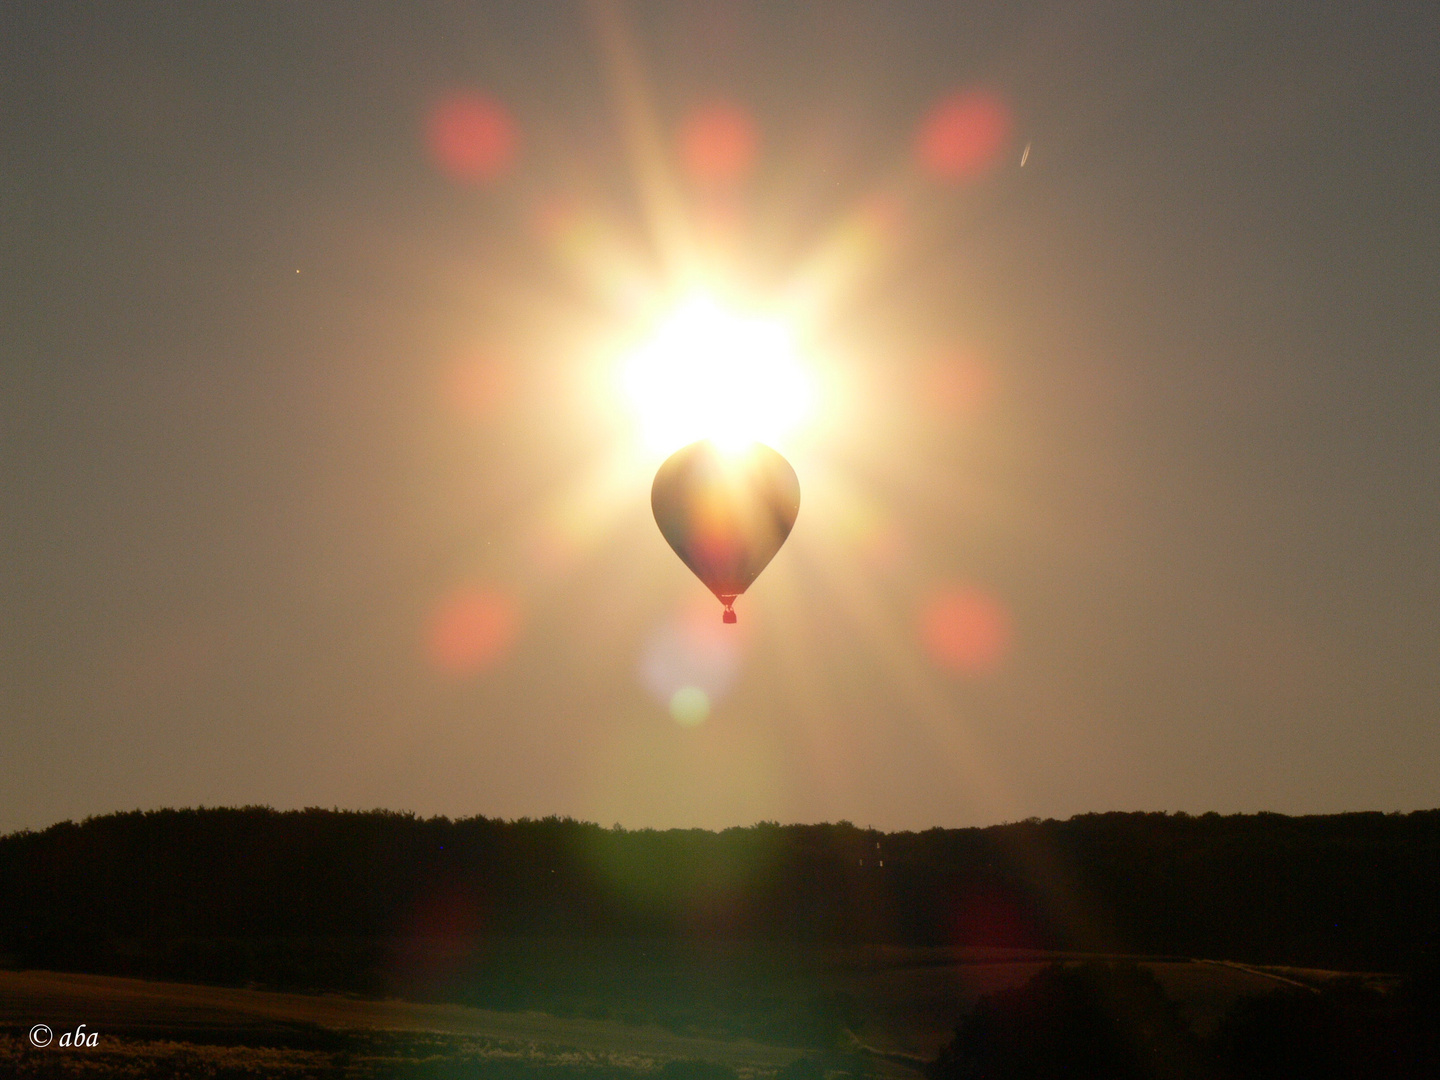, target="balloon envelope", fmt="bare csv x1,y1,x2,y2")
651,440,800,619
